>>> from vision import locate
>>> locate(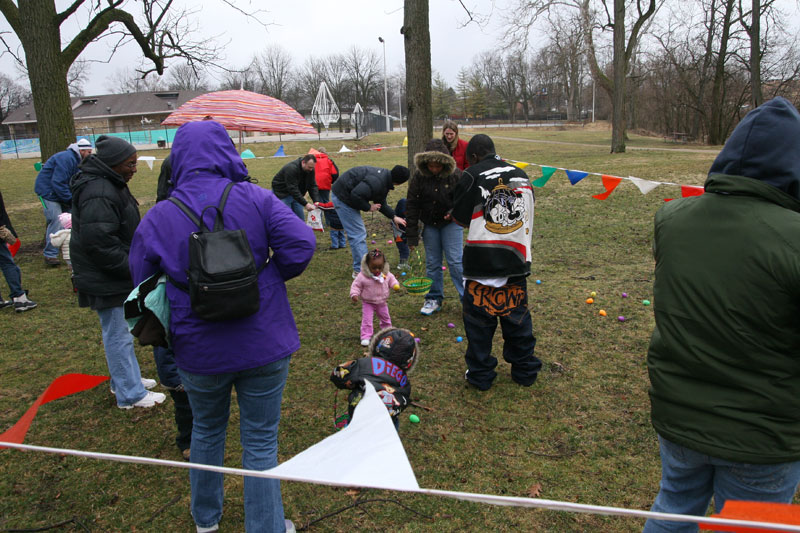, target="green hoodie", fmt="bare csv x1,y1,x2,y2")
648,97,800,464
